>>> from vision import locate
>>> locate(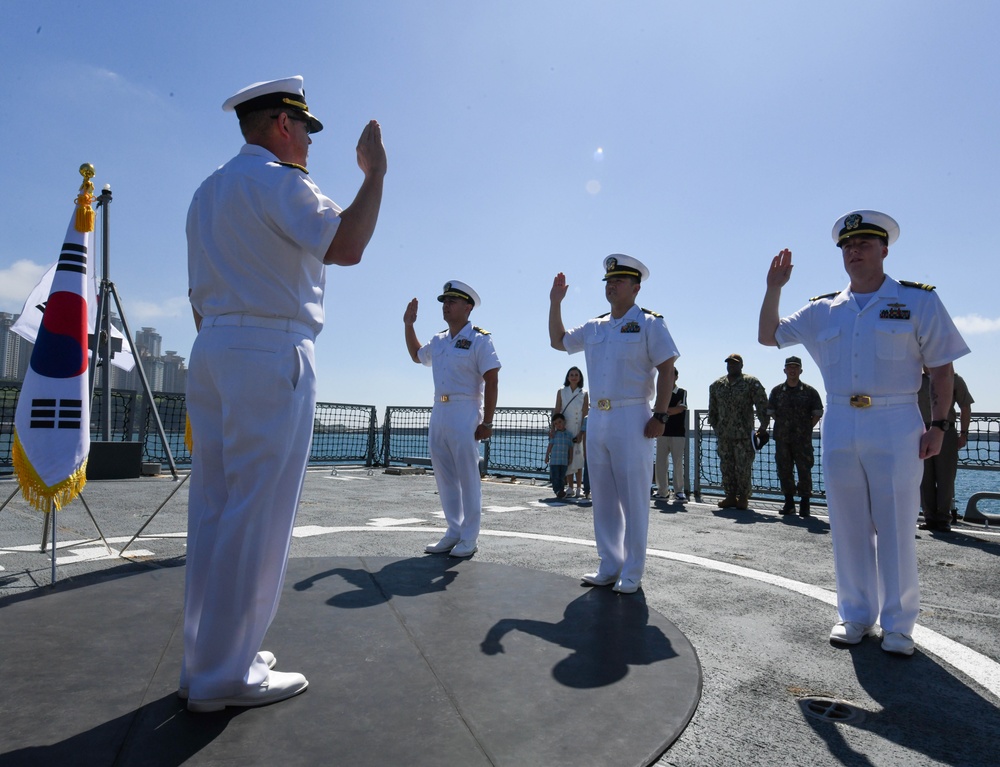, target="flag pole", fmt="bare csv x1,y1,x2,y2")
49,498,56,586
96,186,112,441
12,164,94,565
